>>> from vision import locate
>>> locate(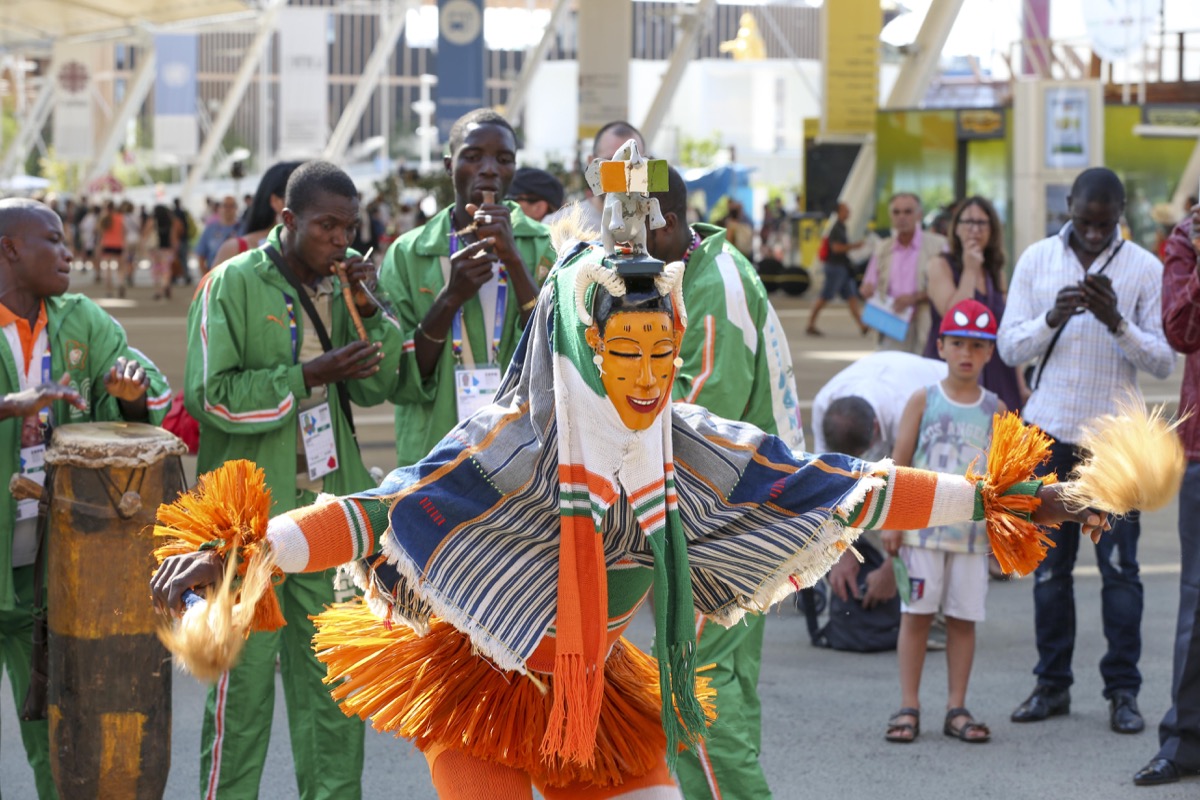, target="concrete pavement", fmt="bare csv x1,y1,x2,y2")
1,265,1193,798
